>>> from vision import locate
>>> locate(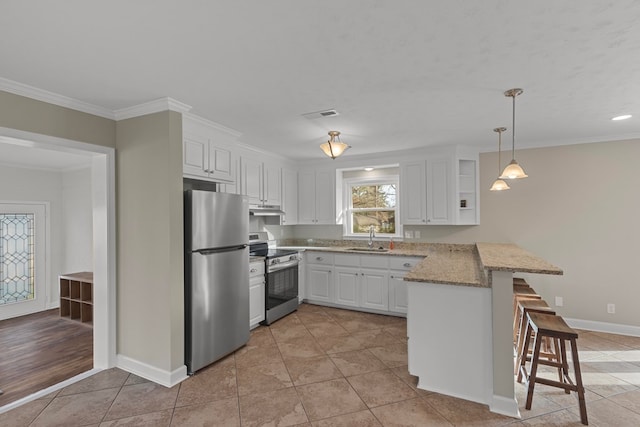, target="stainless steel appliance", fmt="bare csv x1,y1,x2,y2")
184,189,249,375
249,233,300,325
